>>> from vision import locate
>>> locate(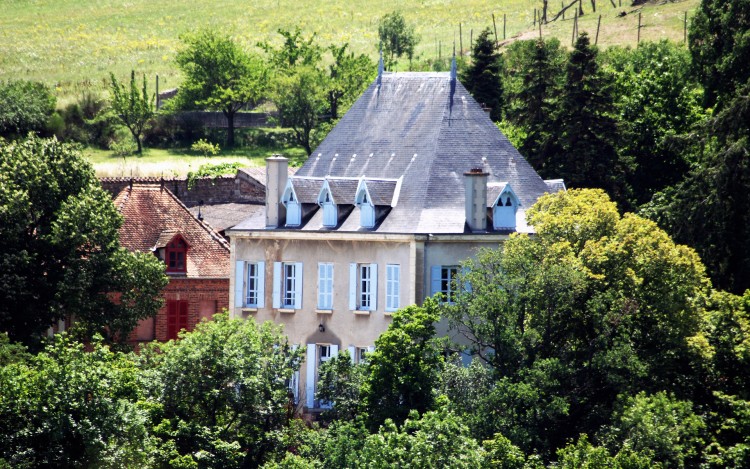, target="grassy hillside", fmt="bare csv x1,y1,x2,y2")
1,0,698,101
